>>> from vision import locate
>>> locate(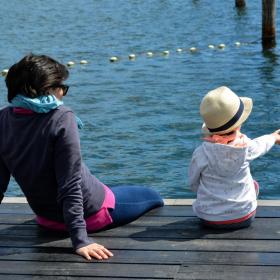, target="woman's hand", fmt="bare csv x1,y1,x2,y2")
272,129,280,145
76,242,114,261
